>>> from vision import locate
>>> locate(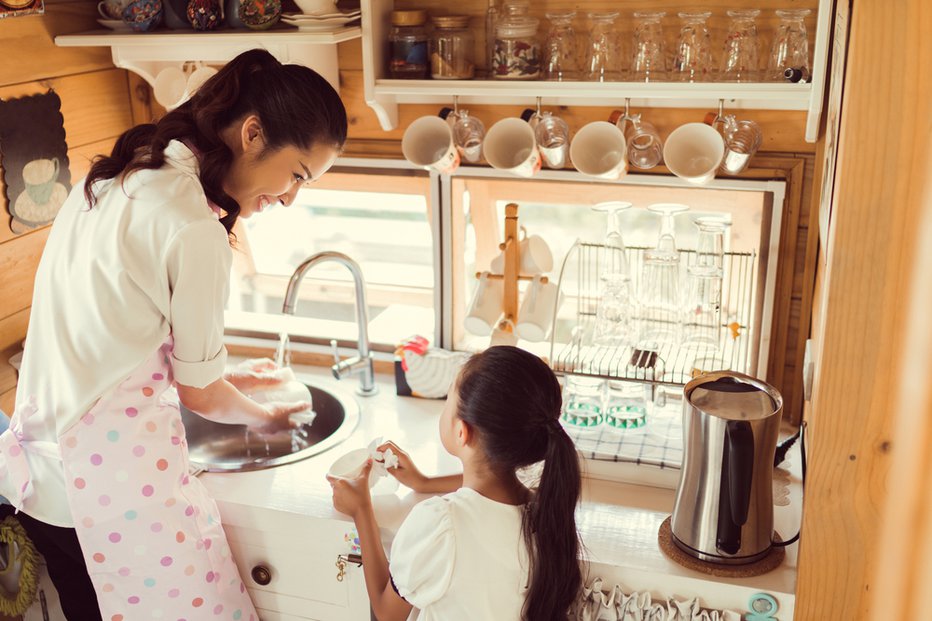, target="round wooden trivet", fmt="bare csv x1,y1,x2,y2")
657,515,786,578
